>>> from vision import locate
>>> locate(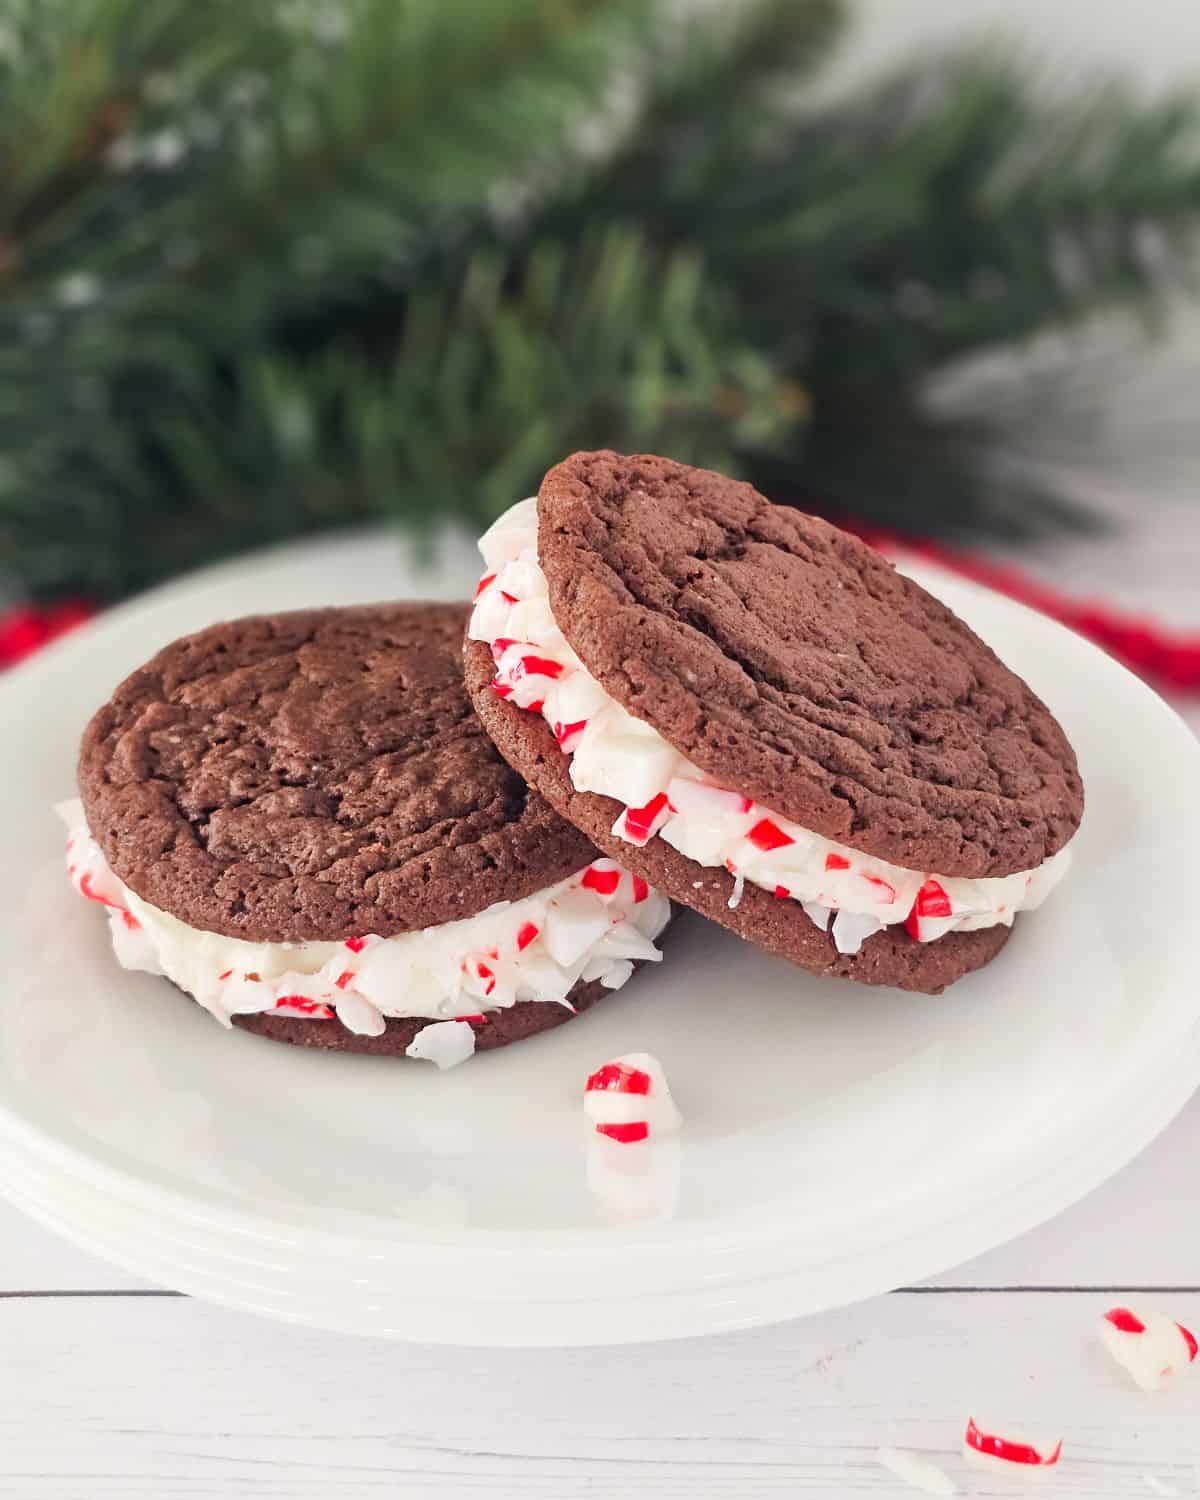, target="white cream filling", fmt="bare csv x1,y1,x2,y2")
58,800,670,1046
467,498,1071,956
